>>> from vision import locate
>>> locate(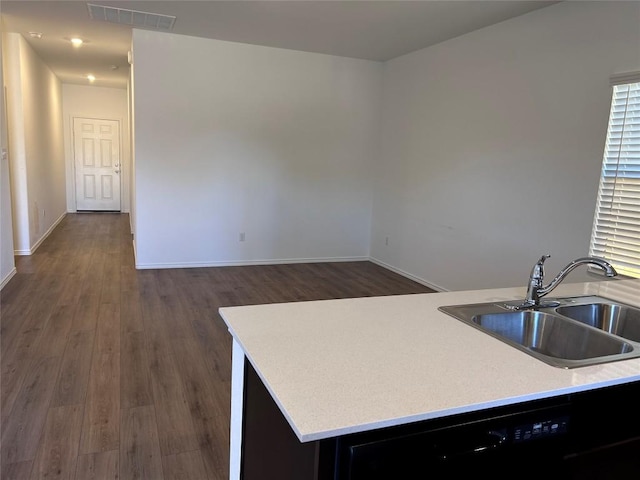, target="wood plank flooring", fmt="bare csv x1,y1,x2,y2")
0,213,433,479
